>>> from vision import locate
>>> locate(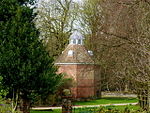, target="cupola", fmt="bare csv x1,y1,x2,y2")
69,31,84,45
